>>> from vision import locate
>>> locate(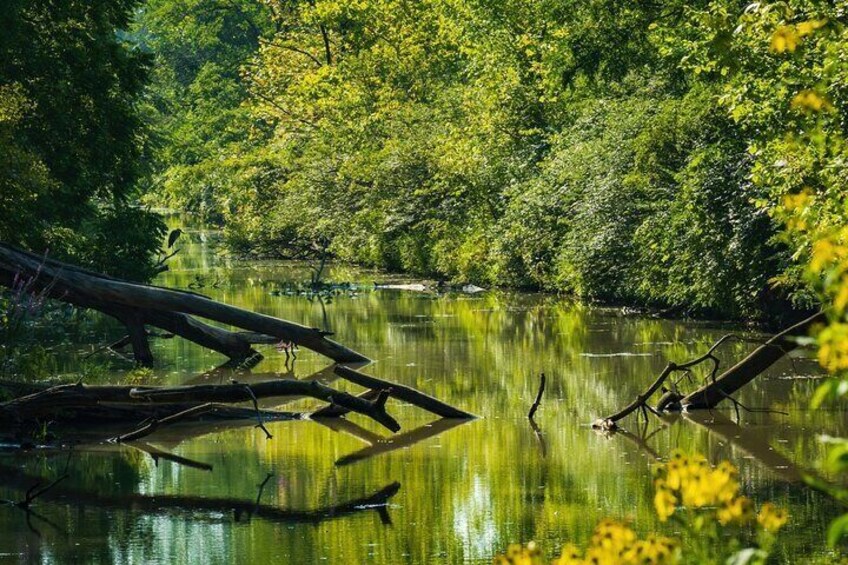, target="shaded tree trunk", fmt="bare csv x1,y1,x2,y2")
0,242,369,365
